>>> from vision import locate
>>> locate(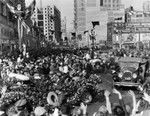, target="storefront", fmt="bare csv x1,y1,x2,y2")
0,23,16,55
